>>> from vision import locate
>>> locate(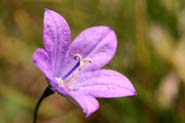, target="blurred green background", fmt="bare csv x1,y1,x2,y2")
0,0,184,123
